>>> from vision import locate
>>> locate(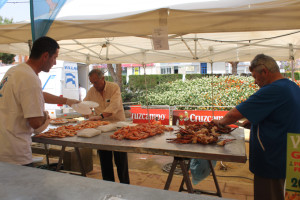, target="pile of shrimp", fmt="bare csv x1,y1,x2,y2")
111,123,173,140
167,121,234,145
35,120,110,138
